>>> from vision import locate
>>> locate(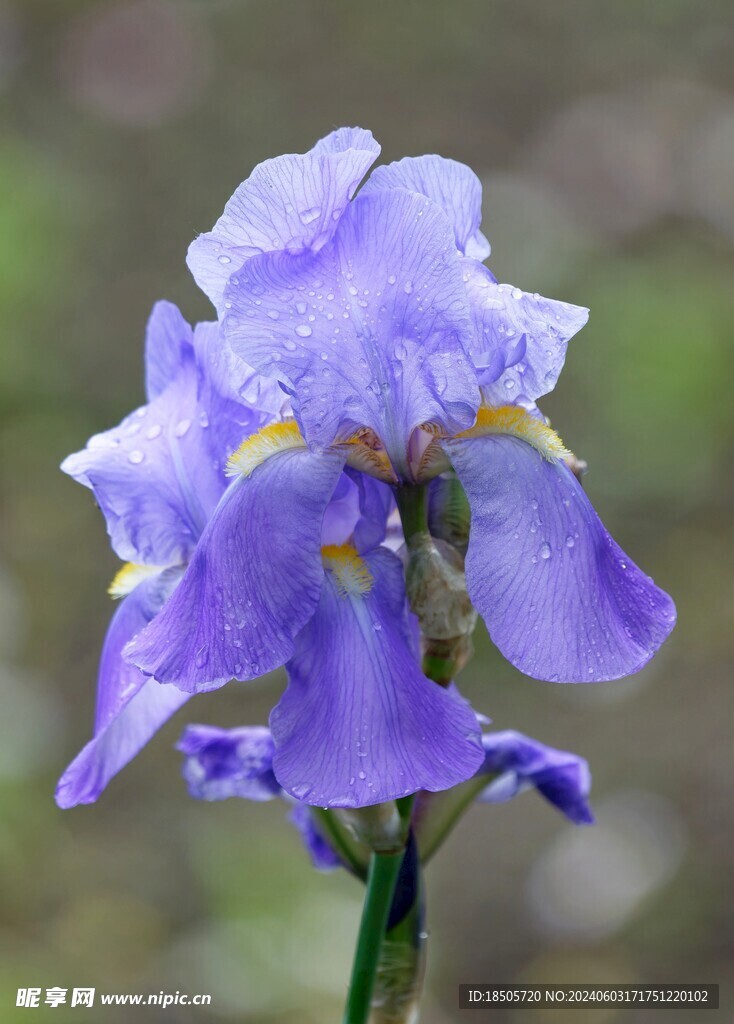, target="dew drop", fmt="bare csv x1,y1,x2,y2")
295,324,312,338
403,280,413,294
299,207,321,225
128,449,144,464
266,309,280,320
175,419,191,438
566,535,575,548
540,542,551,559
145,425,161,440
218,254,232,265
